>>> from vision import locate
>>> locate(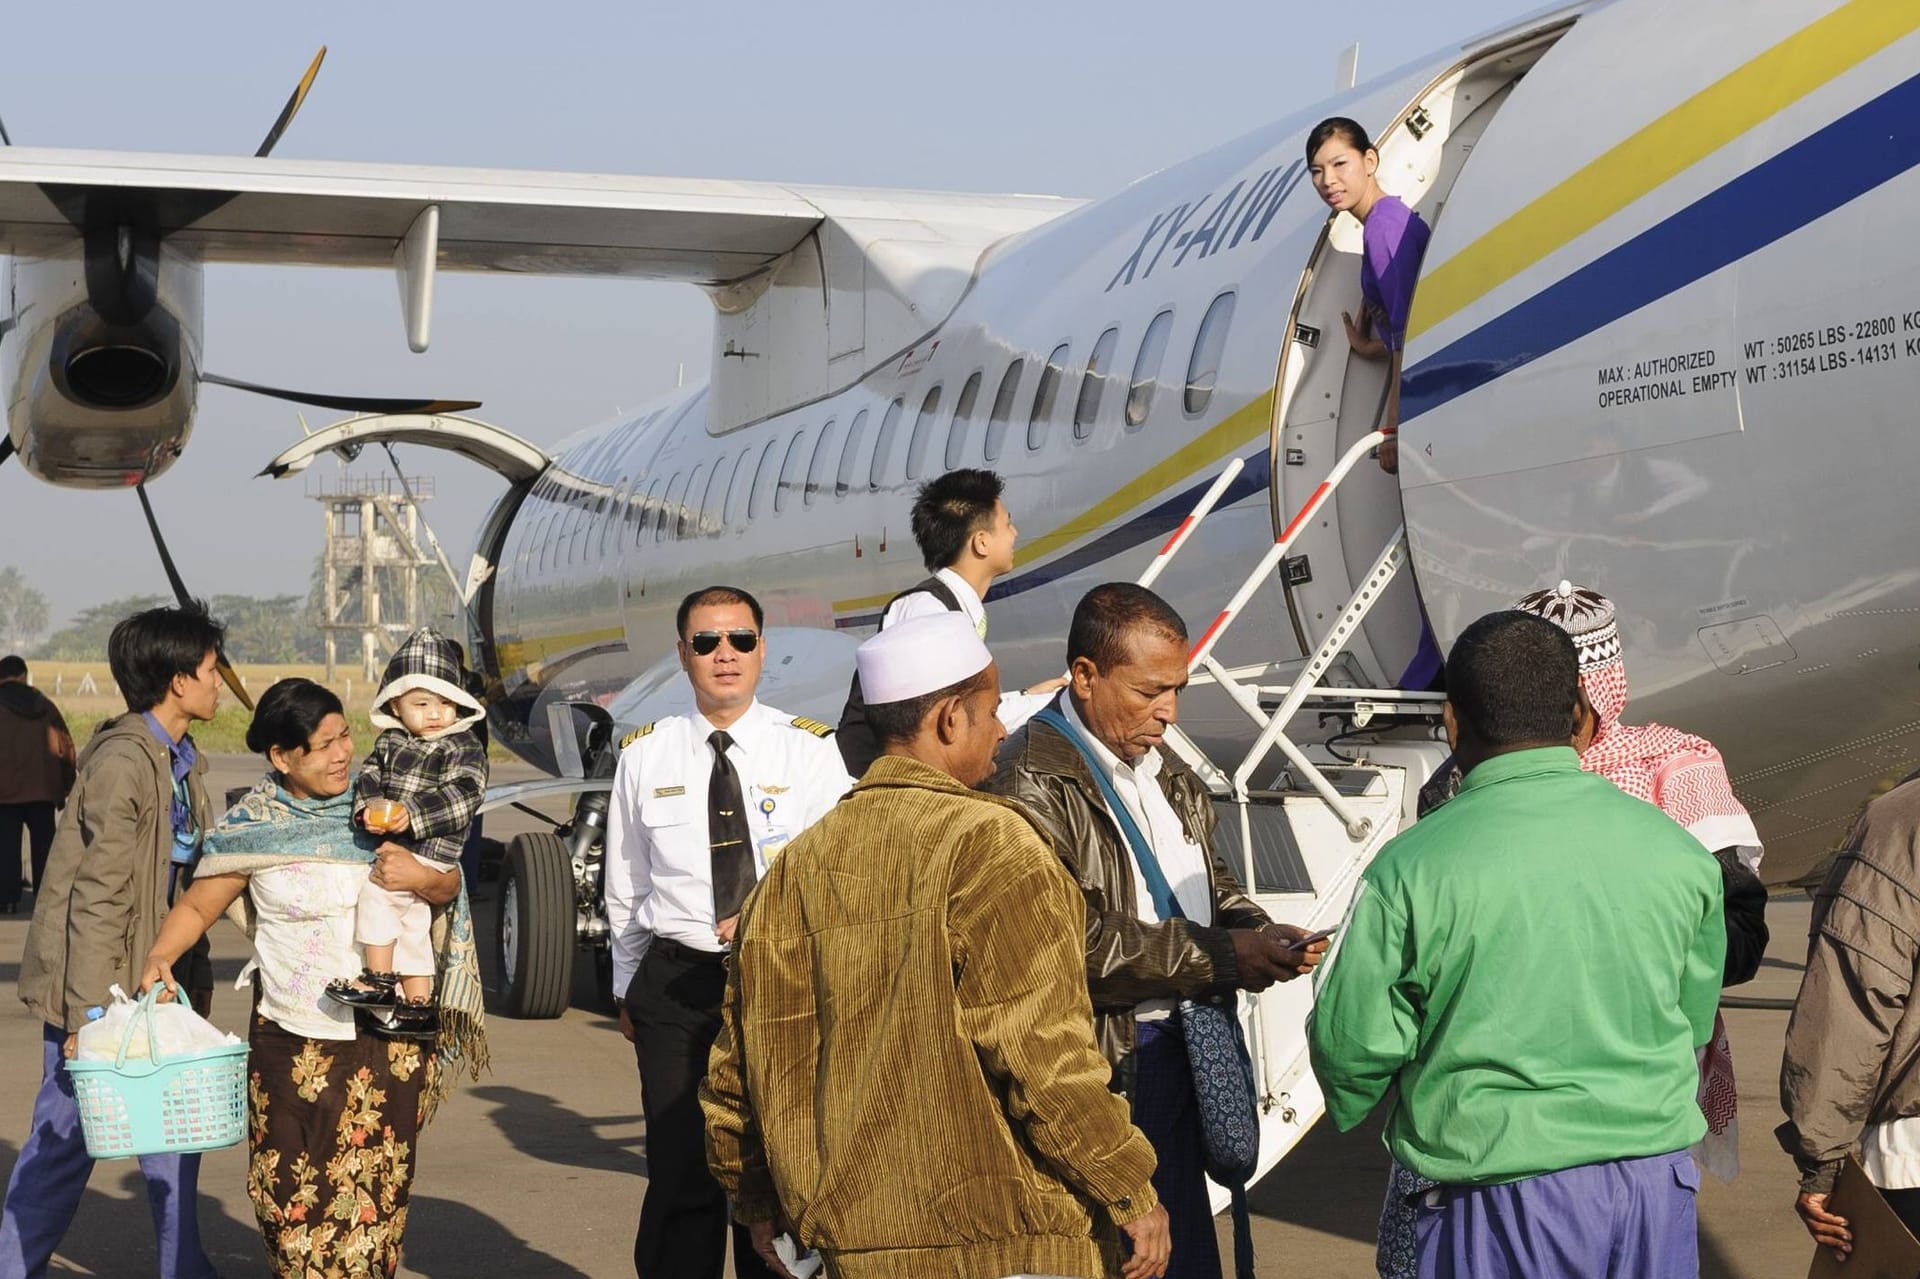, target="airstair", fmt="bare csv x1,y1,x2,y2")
1149,432,1446,1201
